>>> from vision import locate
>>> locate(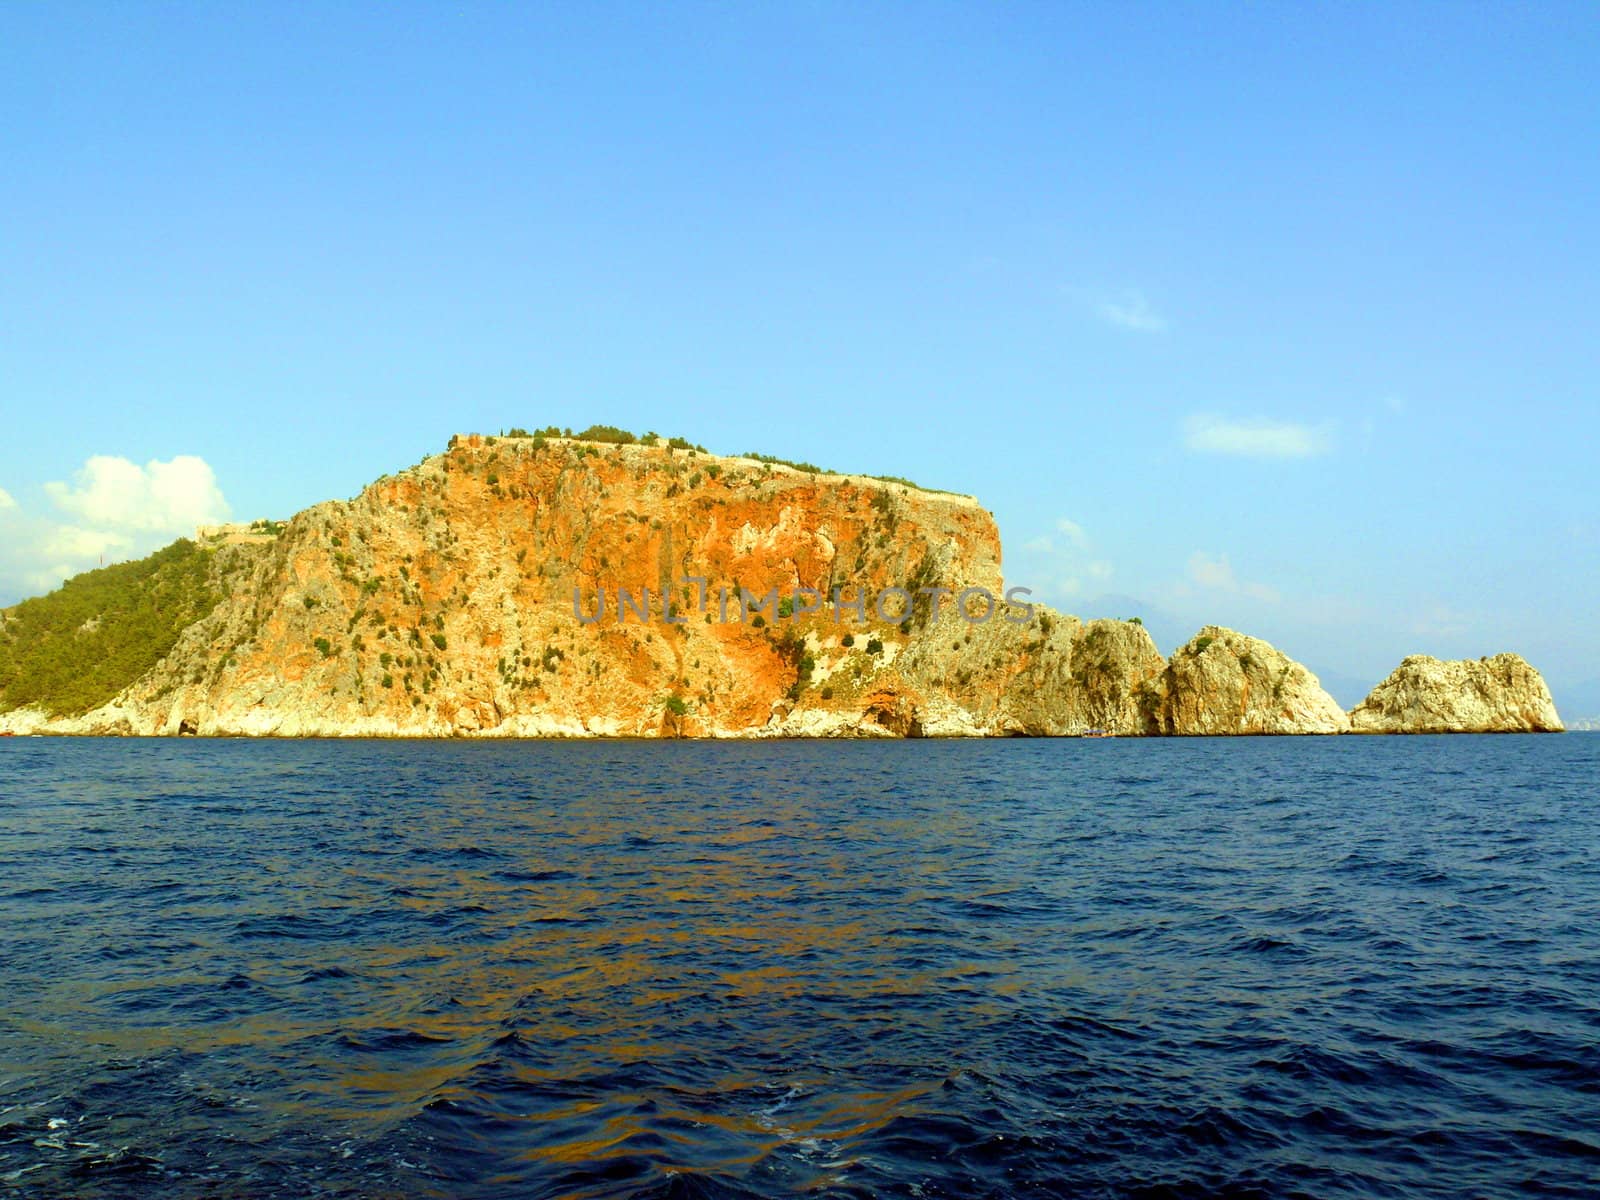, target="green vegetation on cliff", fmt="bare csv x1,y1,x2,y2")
489,424,961,495
0,539,223,715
